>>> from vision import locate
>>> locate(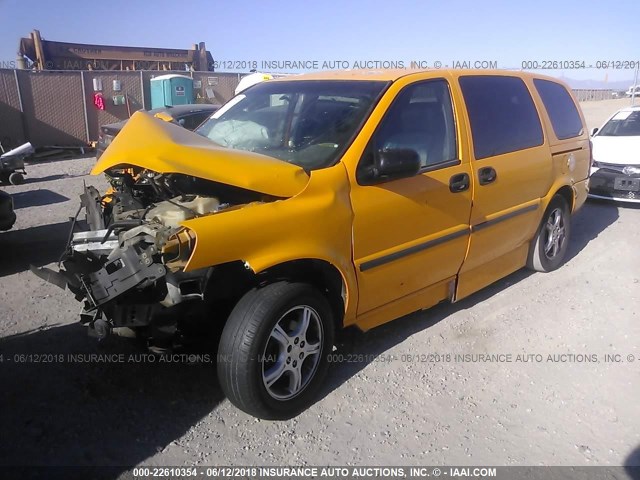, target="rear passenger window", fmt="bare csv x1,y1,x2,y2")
533,79,584,140
459,76,544,159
